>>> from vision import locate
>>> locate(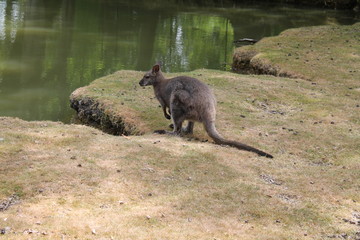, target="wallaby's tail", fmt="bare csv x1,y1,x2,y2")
204,121,273,158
